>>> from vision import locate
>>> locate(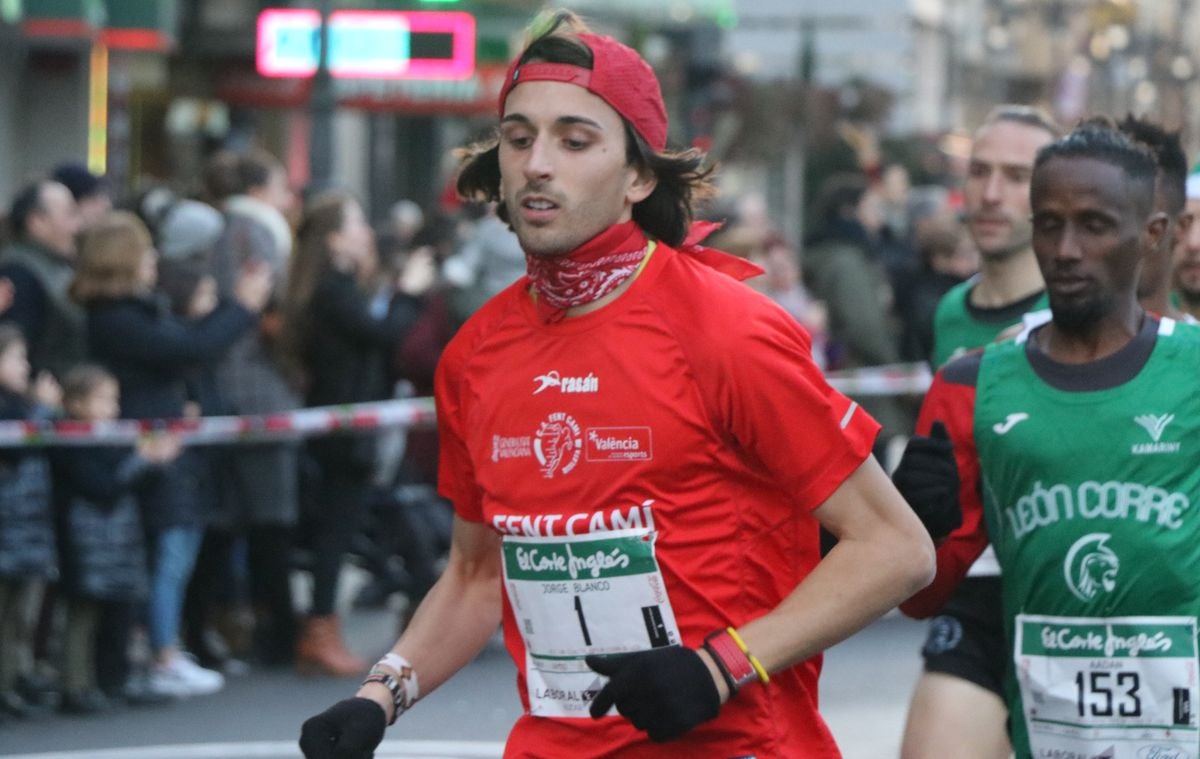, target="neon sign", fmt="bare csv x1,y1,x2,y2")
256,8,475,80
